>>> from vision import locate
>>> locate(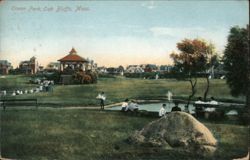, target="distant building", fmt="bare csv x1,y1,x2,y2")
126,65,144,73
143,64,158,72
0,60,12,75
46,62,60,70
159,65,173,72
97,66,107,73
105,66,124,75
106,67,118,74
19,56,38,74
